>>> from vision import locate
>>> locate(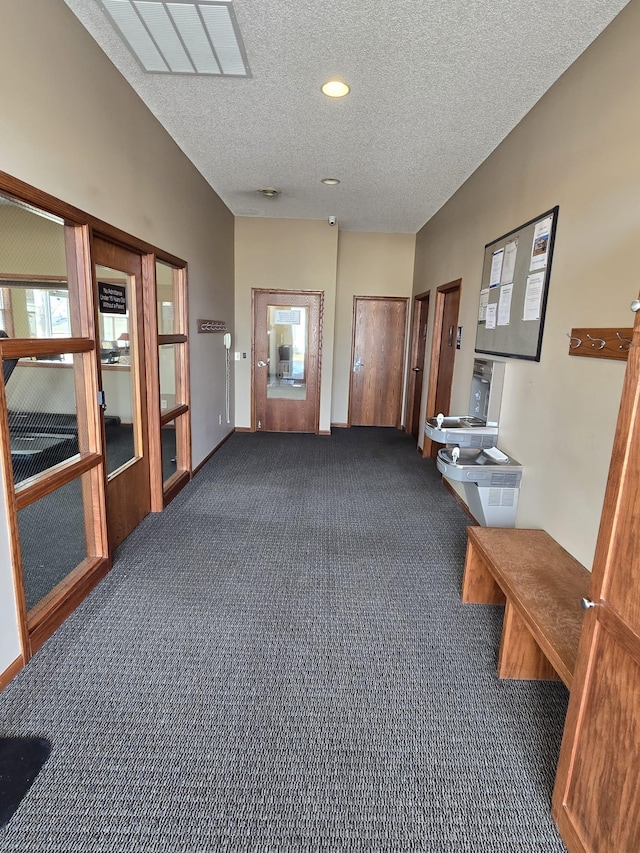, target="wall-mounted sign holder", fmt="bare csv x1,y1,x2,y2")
567,327,632,361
